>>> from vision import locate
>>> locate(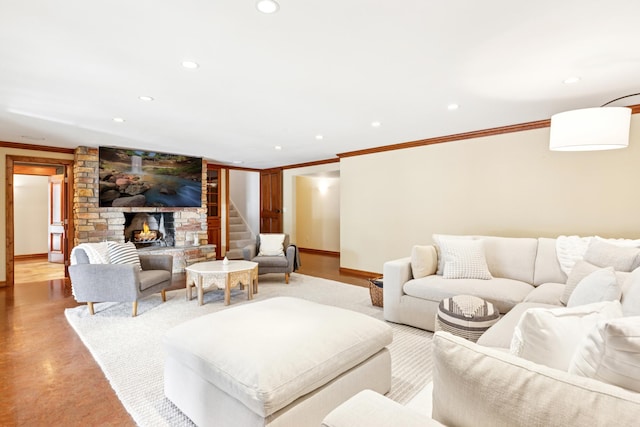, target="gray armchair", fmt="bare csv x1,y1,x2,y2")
69,248,173,316
242,234,297,284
